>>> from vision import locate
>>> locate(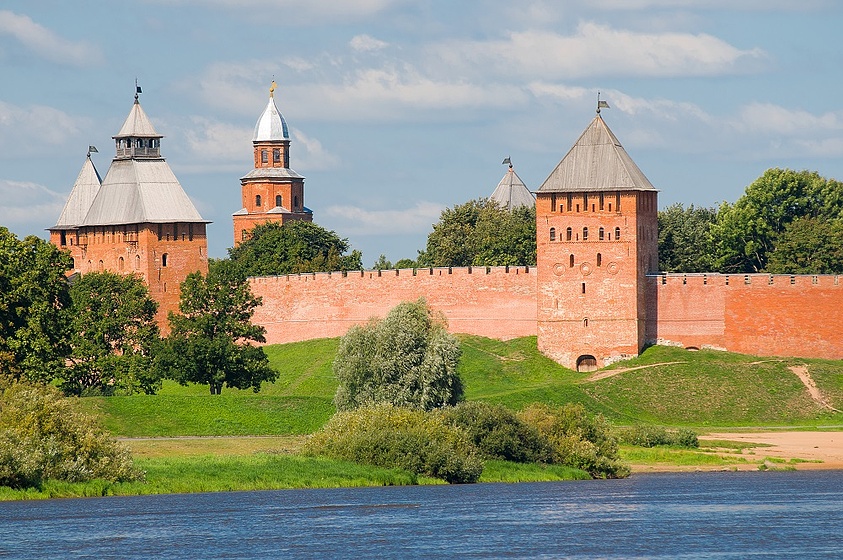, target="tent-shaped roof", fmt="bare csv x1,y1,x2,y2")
82,159,207,225
115,99,160,138
52,155,102,229
537,114,655,193
490,166,535,210
253,94,289,142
